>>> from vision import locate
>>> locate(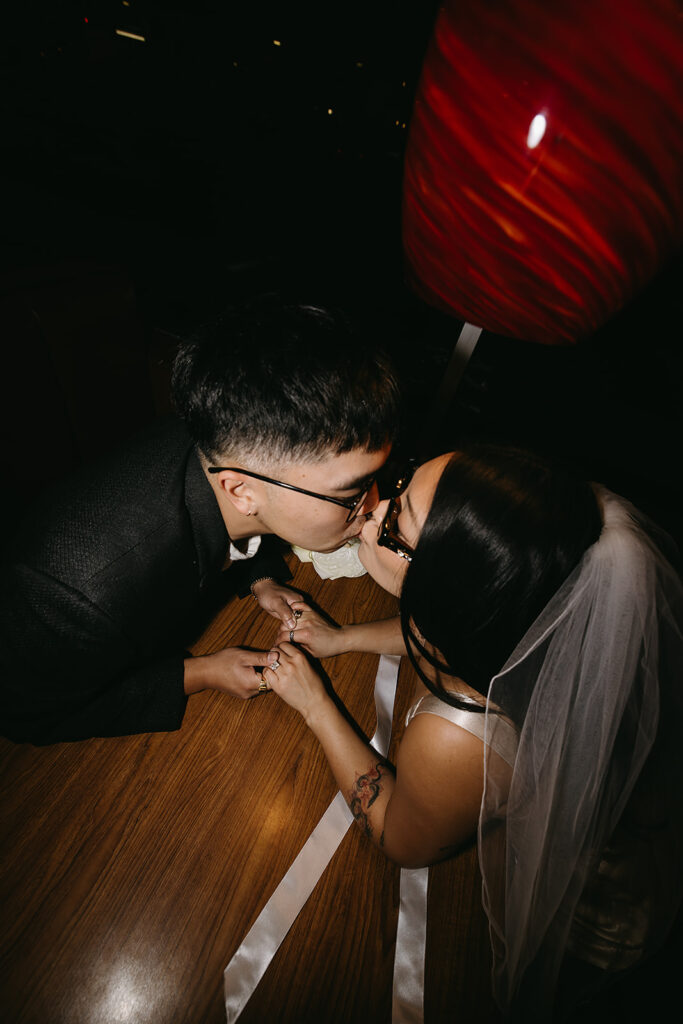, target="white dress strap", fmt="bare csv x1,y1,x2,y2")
407,693,517,767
